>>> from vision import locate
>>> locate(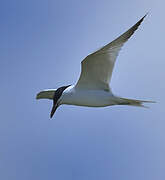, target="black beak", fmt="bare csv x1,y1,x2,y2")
50,102,58,118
